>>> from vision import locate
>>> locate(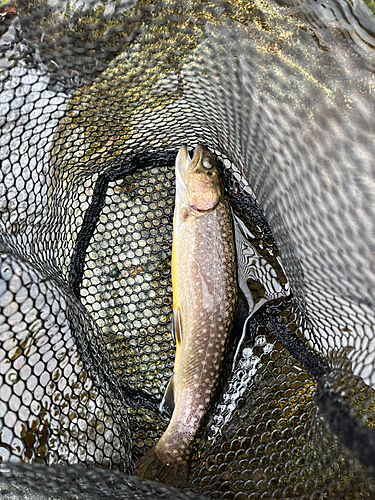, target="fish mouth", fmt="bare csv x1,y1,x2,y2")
175,143,213,183
188,145,205,172
176,144,207,177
